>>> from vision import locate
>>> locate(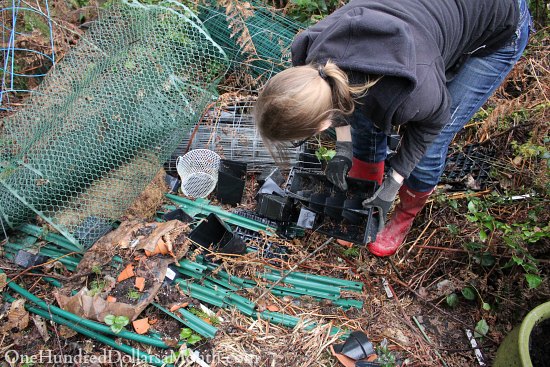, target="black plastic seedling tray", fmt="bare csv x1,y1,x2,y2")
286,168,381,244
441,144,494,190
